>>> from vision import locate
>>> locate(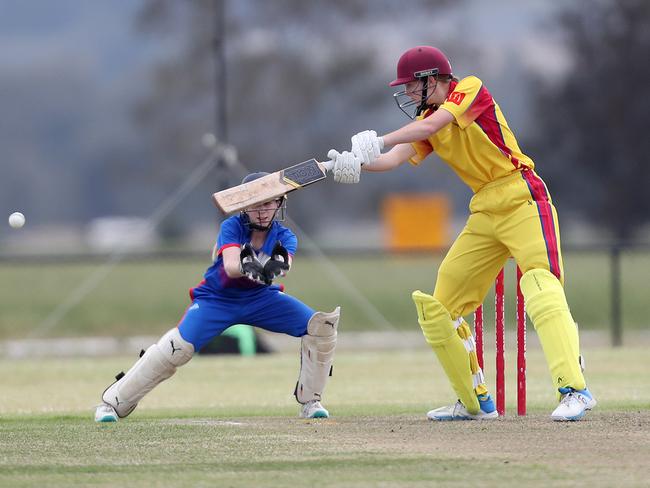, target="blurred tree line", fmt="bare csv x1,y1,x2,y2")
133,0,465,236
1,0,648,243
528,0,650,241
135,0,650,240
